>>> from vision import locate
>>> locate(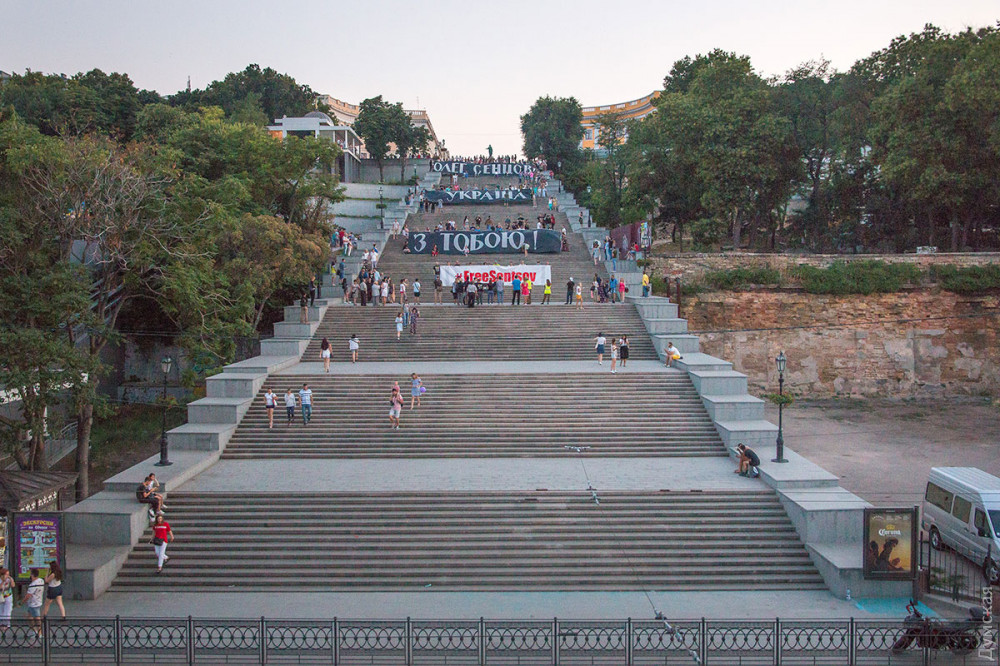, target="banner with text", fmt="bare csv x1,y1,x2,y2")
425,189,532,205
409,229,561,255
440,264,551,287
431,161,532,177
